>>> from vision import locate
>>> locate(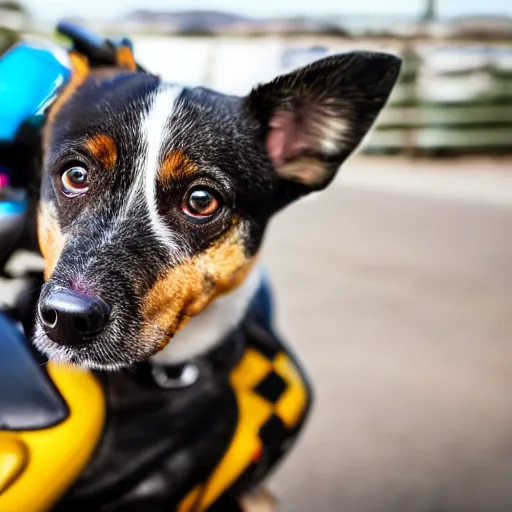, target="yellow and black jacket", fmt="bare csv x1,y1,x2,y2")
0,283,312,511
